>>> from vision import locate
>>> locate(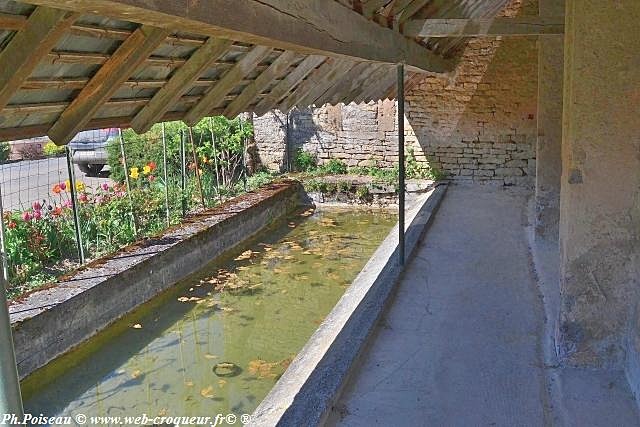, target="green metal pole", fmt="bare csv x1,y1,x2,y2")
161,123,170,227
118,129,138,237
180,129,187,217
66,147,85,264
0,281,23,420
397,63,406,266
